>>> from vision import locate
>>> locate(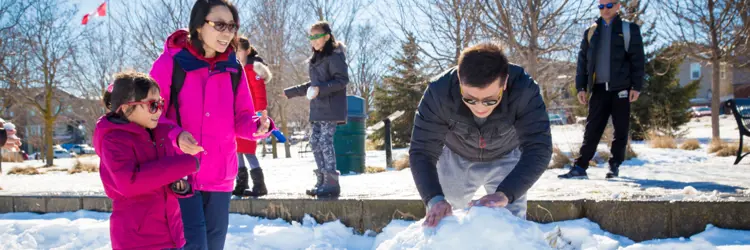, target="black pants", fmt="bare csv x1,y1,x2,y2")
575,84,631,169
